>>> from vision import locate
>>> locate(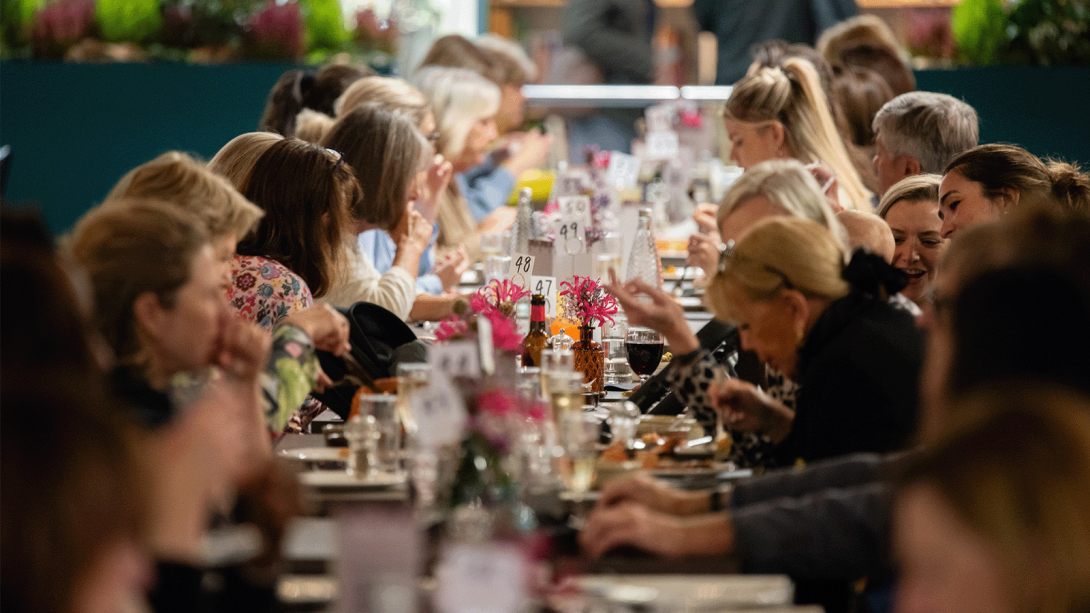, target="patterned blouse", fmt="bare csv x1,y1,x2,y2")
226,255,312,330
225,254,324,433
665,349,798,469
